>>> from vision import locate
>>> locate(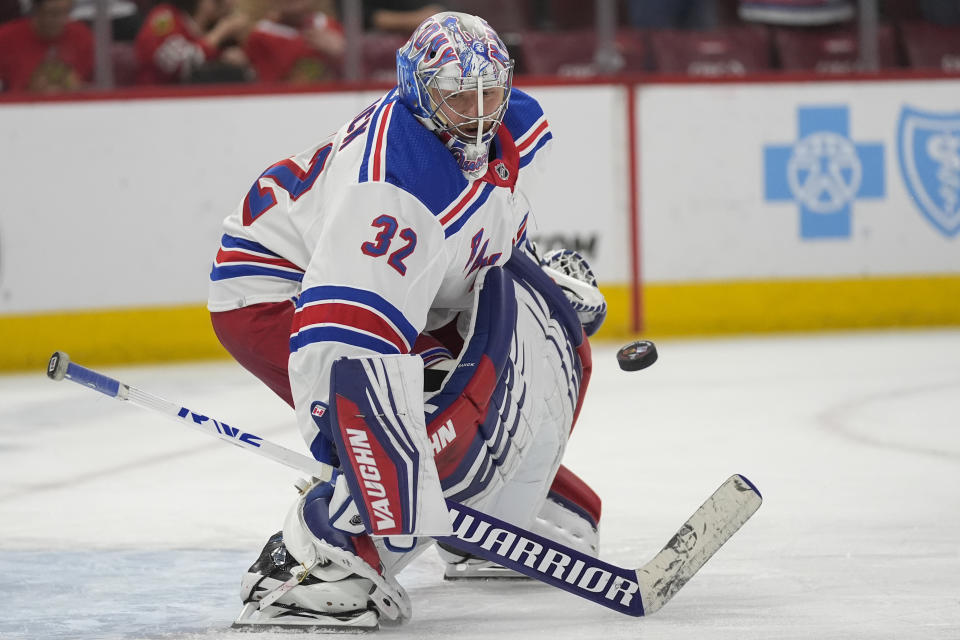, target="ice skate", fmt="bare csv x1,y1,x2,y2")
438,542,528,580
233,531,380,632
